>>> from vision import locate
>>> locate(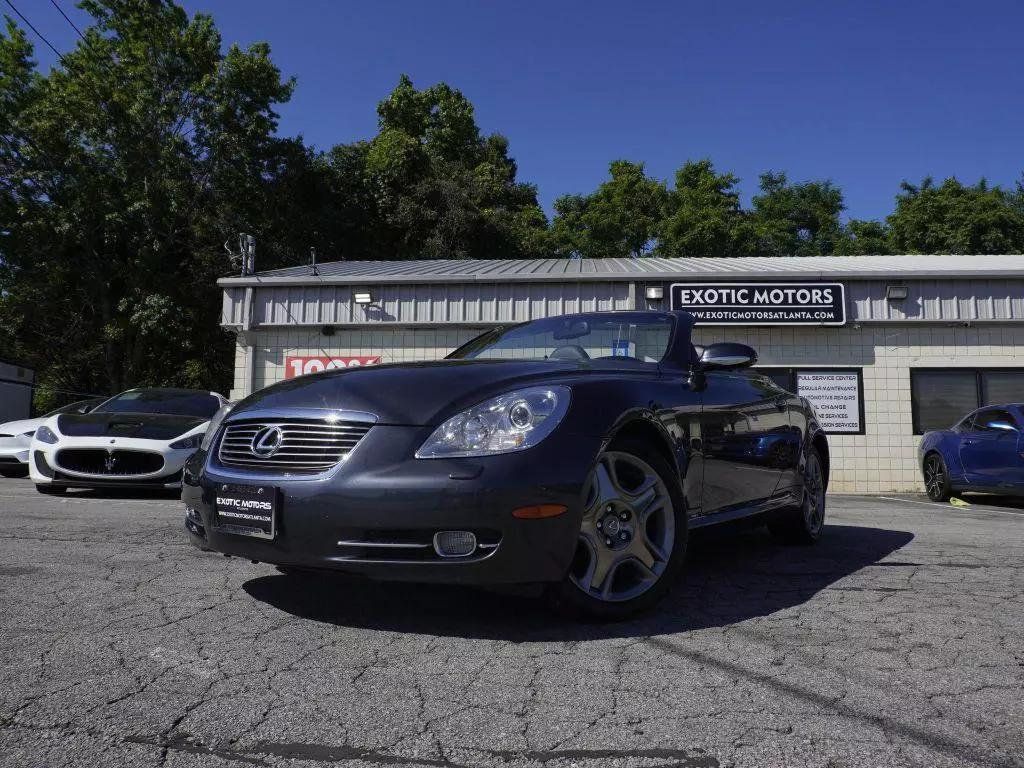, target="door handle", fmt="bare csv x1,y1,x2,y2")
963,439,978,445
